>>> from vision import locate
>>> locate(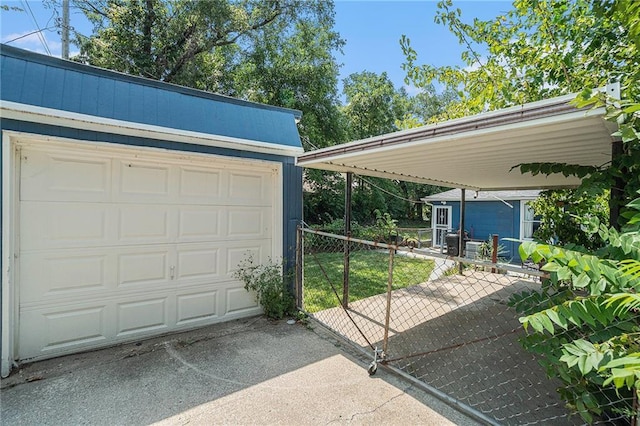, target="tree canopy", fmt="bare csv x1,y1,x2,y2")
402,0,638,120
